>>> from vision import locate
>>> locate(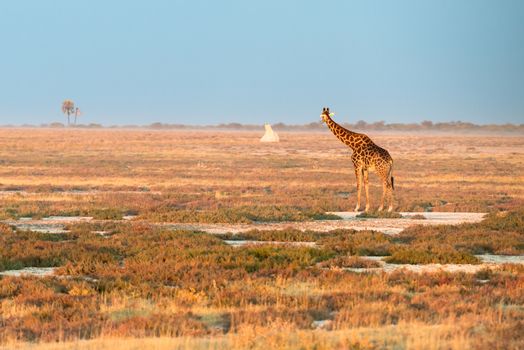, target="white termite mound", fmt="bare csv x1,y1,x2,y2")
260,124,279,142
